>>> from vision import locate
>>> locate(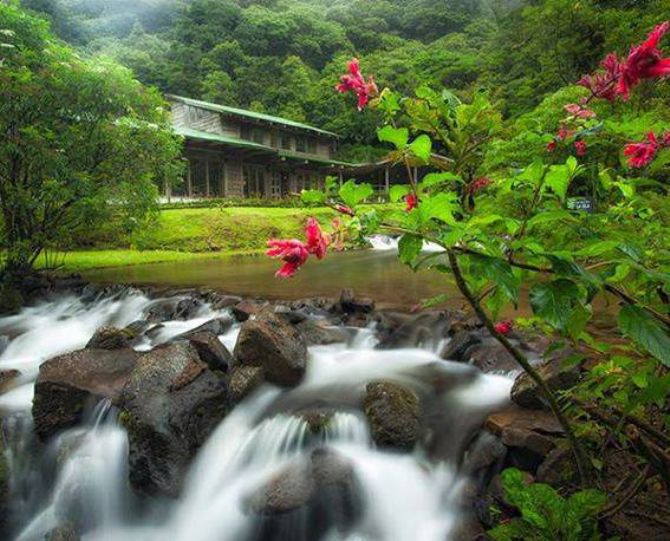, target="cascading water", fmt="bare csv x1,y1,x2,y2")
0,290,513,541
367,234,443,253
